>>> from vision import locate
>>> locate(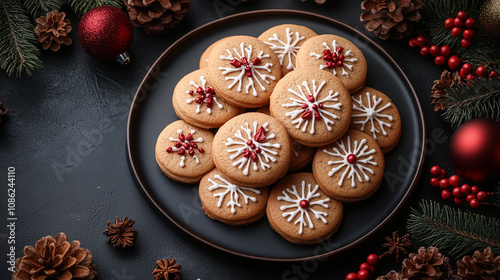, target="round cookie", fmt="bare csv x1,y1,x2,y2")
207,36,281,108
199,39,223,69
312,129,385,202
350,86,402,153
266,172,343,244
296,34,367,93
269,67,352,147
155,120,215,183
289,141,316,172
258,24,318,77
172,69,244,129
212,112,292,188
199,168,269,226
